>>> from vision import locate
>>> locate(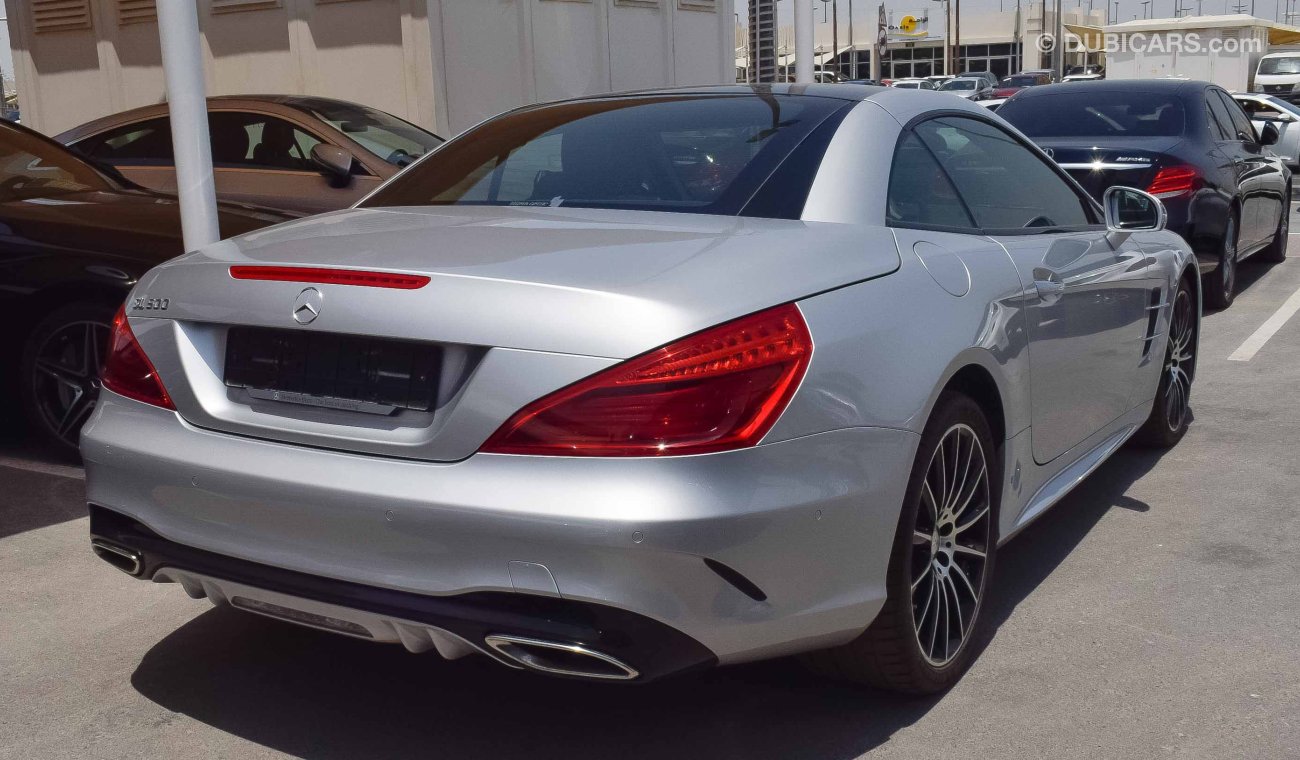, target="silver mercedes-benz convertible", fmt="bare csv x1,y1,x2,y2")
83,85,1199,693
